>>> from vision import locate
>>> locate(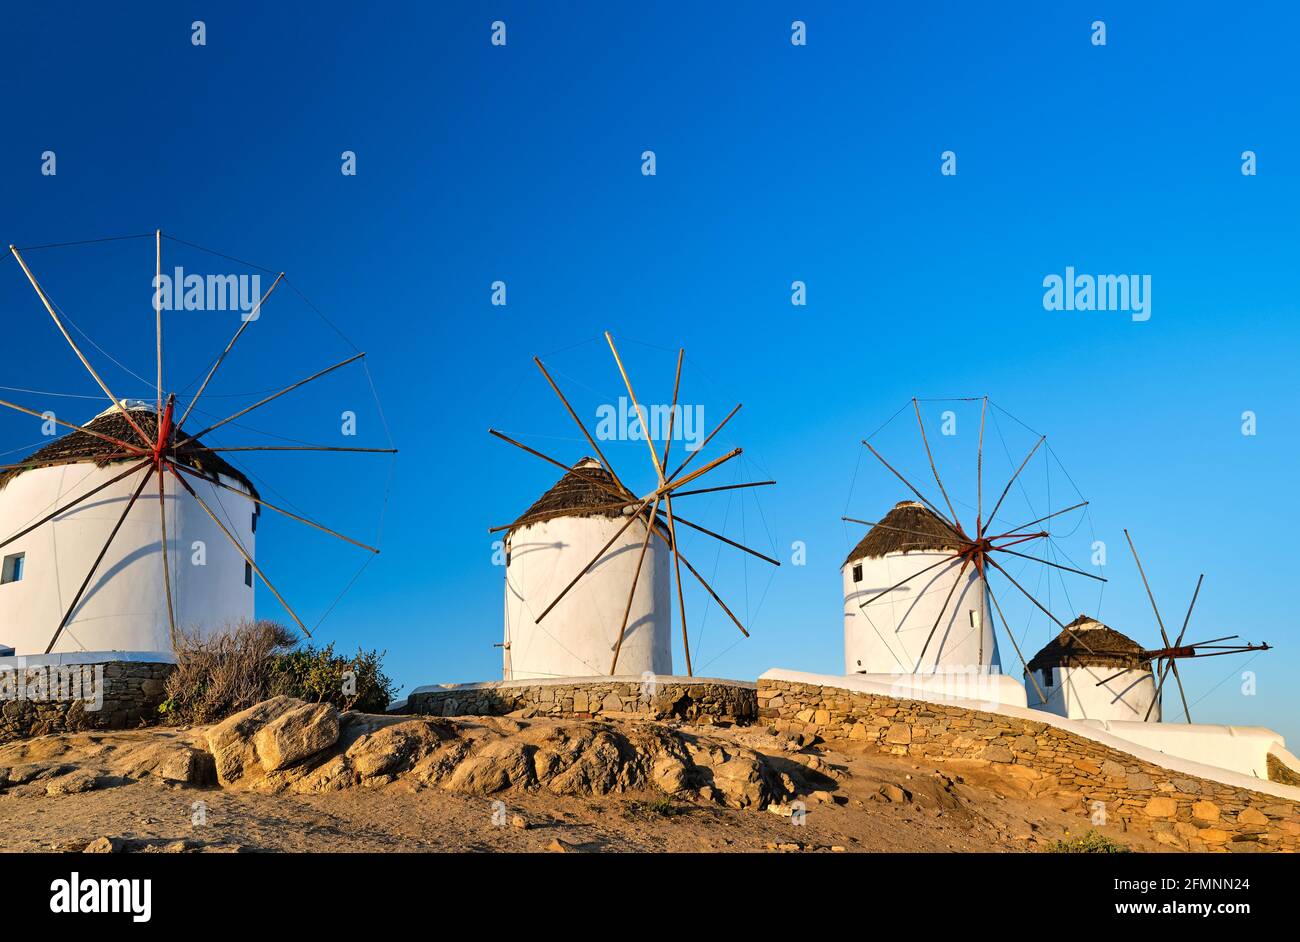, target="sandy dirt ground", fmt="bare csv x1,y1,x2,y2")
0,722,1165,853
